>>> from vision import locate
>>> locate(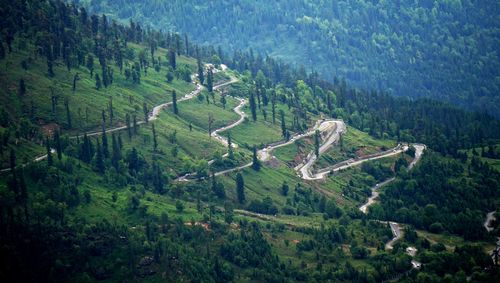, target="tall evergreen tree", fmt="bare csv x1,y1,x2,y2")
65,98,72,128
249,92,257,121
19,79,26,96
125,113,131,140
95,140,105,174
252,146,260,171
143,102,149,123
108,97,114,125
133,115,138,135
54,130,62,160
197,55,204,84
207,67,213,92
101,126,109,158
72,73,79,93
168,48,176,69
236,172,245,204
152,123,158,152
314,130,320,157
111,133,121,170
46,136,53,166
227,132,234,160
271,93,277,124
95,73,102,89
172,90,178,114
86,54,94,76
280,110,286,138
